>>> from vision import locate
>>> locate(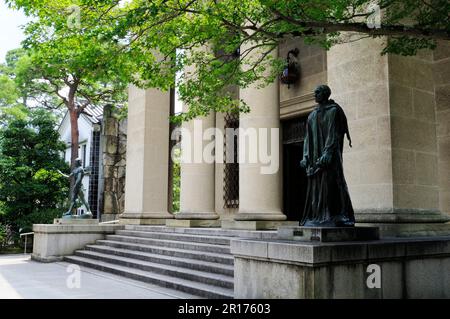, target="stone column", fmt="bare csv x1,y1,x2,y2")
229,48,288,230
170,109,220,227
120,85,174,225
